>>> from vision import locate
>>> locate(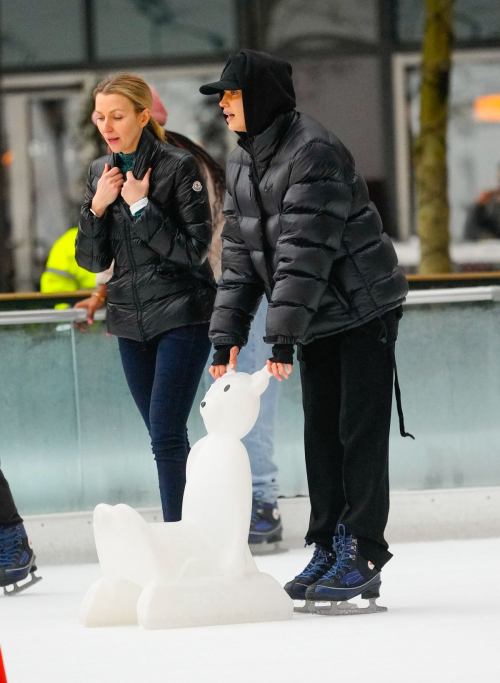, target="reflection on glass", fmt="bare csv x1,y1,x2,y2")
1,0,85,67
94,0,235,60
